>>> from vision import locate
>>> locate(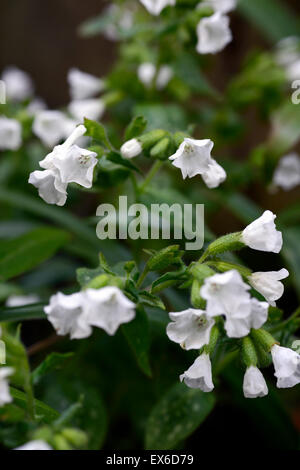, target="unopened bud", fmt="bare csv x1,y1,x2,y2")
120,138,142,159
